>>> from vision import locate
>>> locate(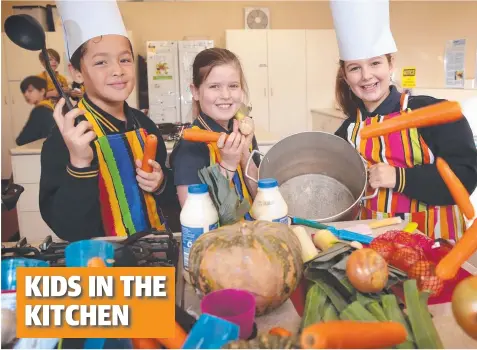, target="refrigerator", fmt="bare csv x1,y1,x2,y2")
146,40,214,125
